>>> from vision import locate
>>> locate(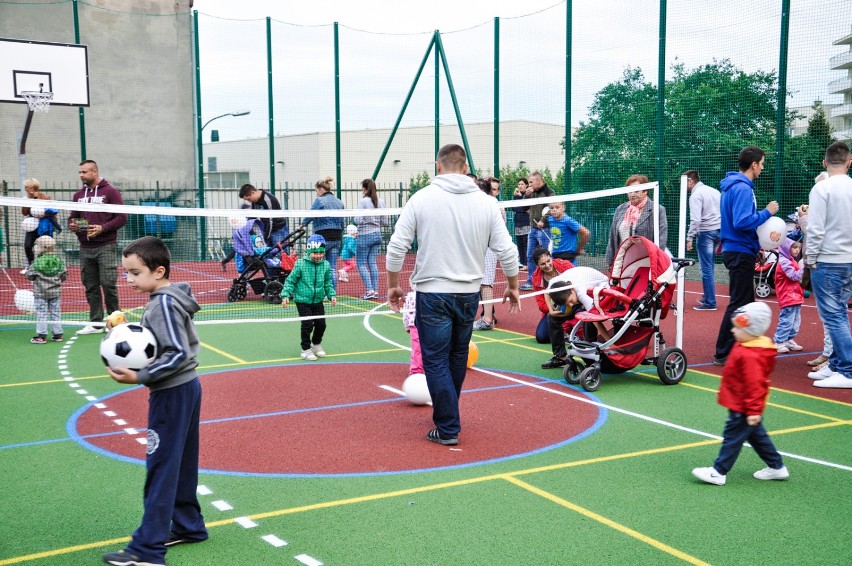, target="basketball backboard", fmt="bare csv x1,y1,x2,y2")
0,37,90,107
